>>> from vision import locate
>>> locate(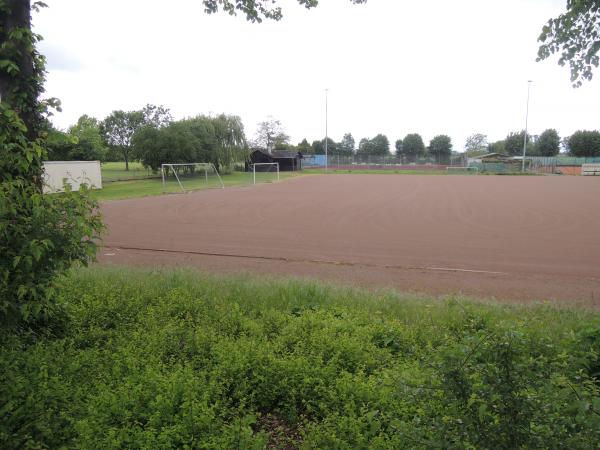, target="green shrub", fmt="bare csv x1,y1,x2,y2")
1,268,599,448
